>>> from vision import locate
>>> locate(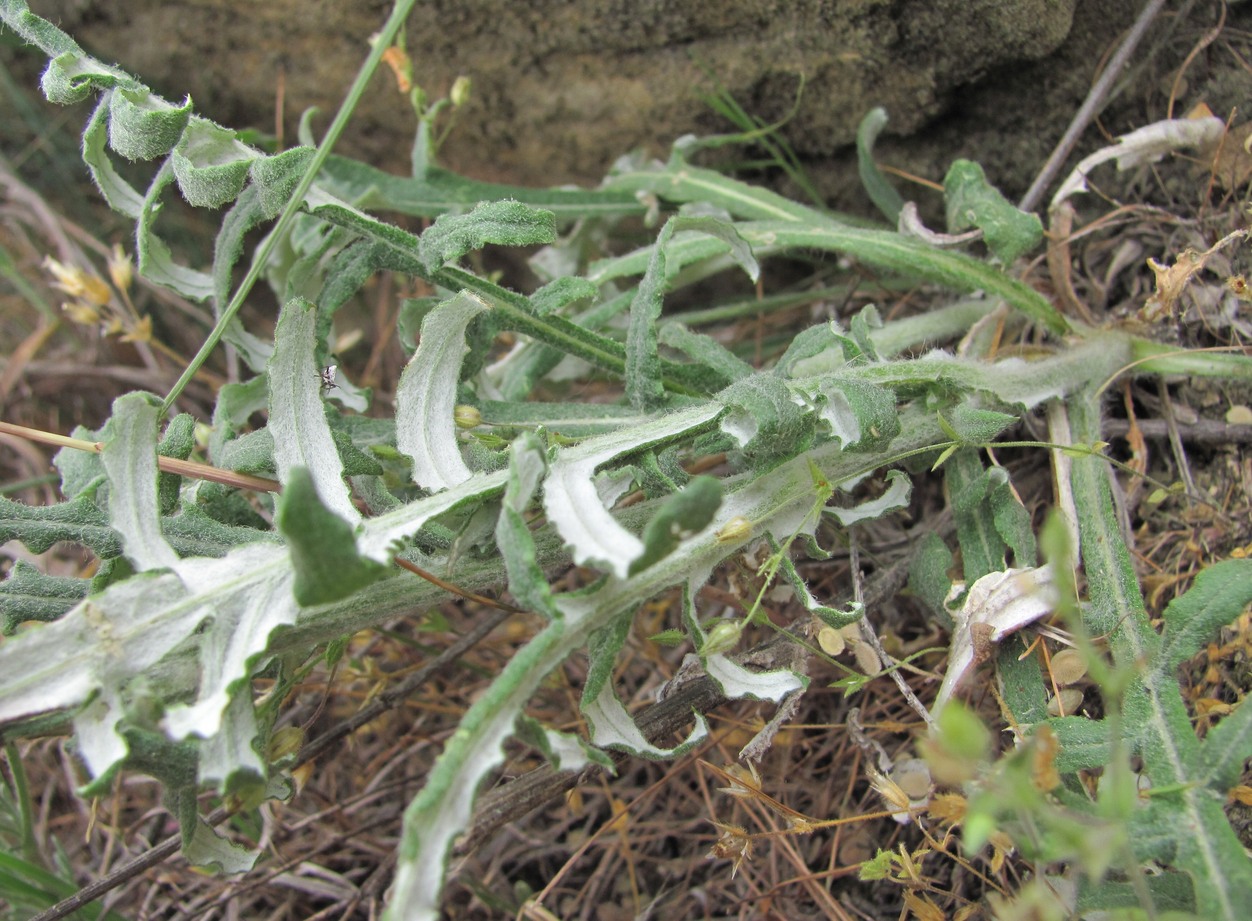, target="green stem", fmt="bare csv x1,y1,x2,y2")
3,741,40,866
160,0,420,413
